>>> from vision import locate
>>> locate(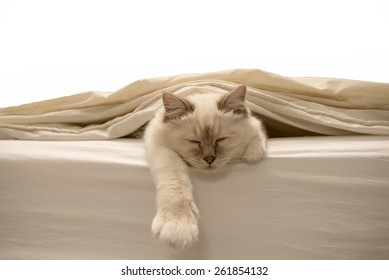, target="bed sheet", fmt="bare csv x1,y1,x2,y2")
1,69,389,140
1,136,389,259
